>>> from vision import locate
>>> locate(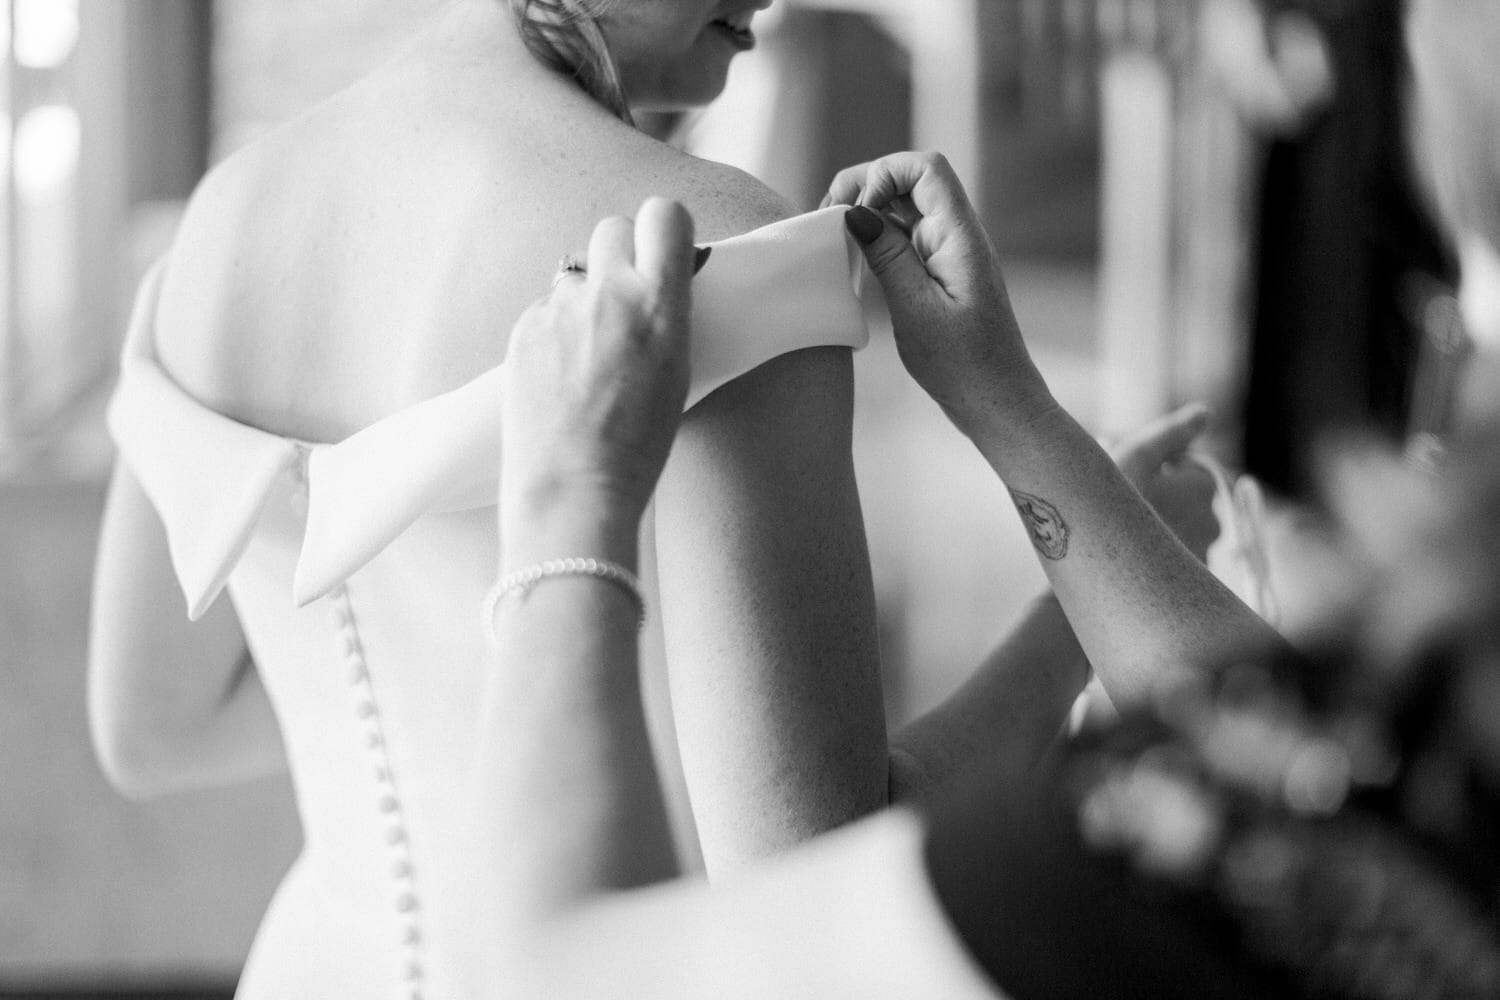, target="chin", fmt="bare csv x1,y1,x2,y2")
624,63,733,114
630,92,722,114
